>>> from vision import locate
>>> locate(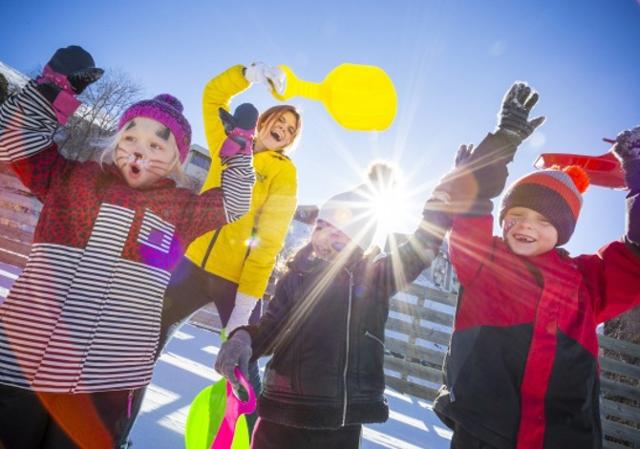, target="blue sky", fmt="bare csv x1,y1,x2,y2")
2,0,640,255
